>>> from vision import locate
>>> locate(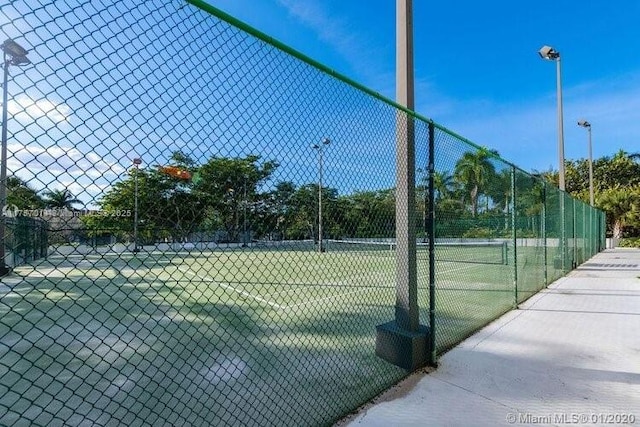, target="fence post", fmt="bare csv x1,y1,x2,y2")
428,122,436,366
542,183,548,286
511,166,517,307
